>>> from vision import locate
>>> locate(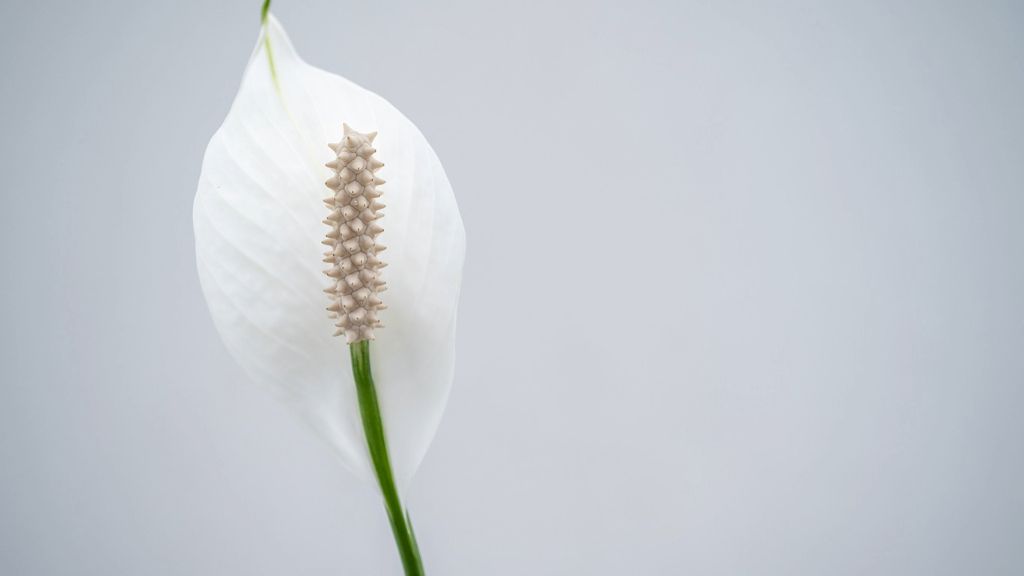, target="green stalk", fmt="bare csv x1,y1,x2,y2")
350,340,425,576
